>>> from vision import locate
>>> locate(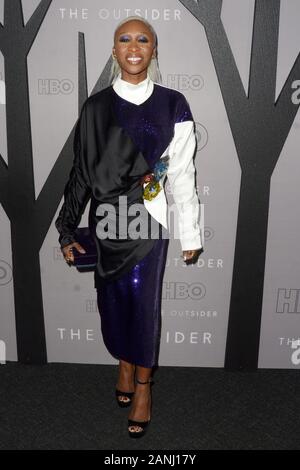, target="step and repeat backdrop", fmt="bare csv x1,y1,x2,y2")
0,0,300,369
